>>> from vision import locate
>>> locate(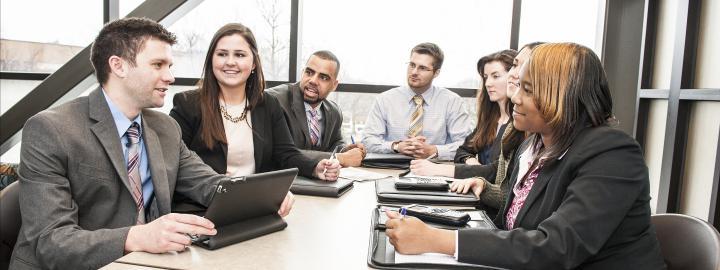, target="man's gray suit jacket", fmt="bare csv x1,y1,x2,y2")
266,82,346,160
9,88,226,269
